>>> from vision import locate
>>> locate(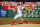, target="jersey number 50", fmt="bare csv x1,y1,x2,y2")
19,7,22,11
